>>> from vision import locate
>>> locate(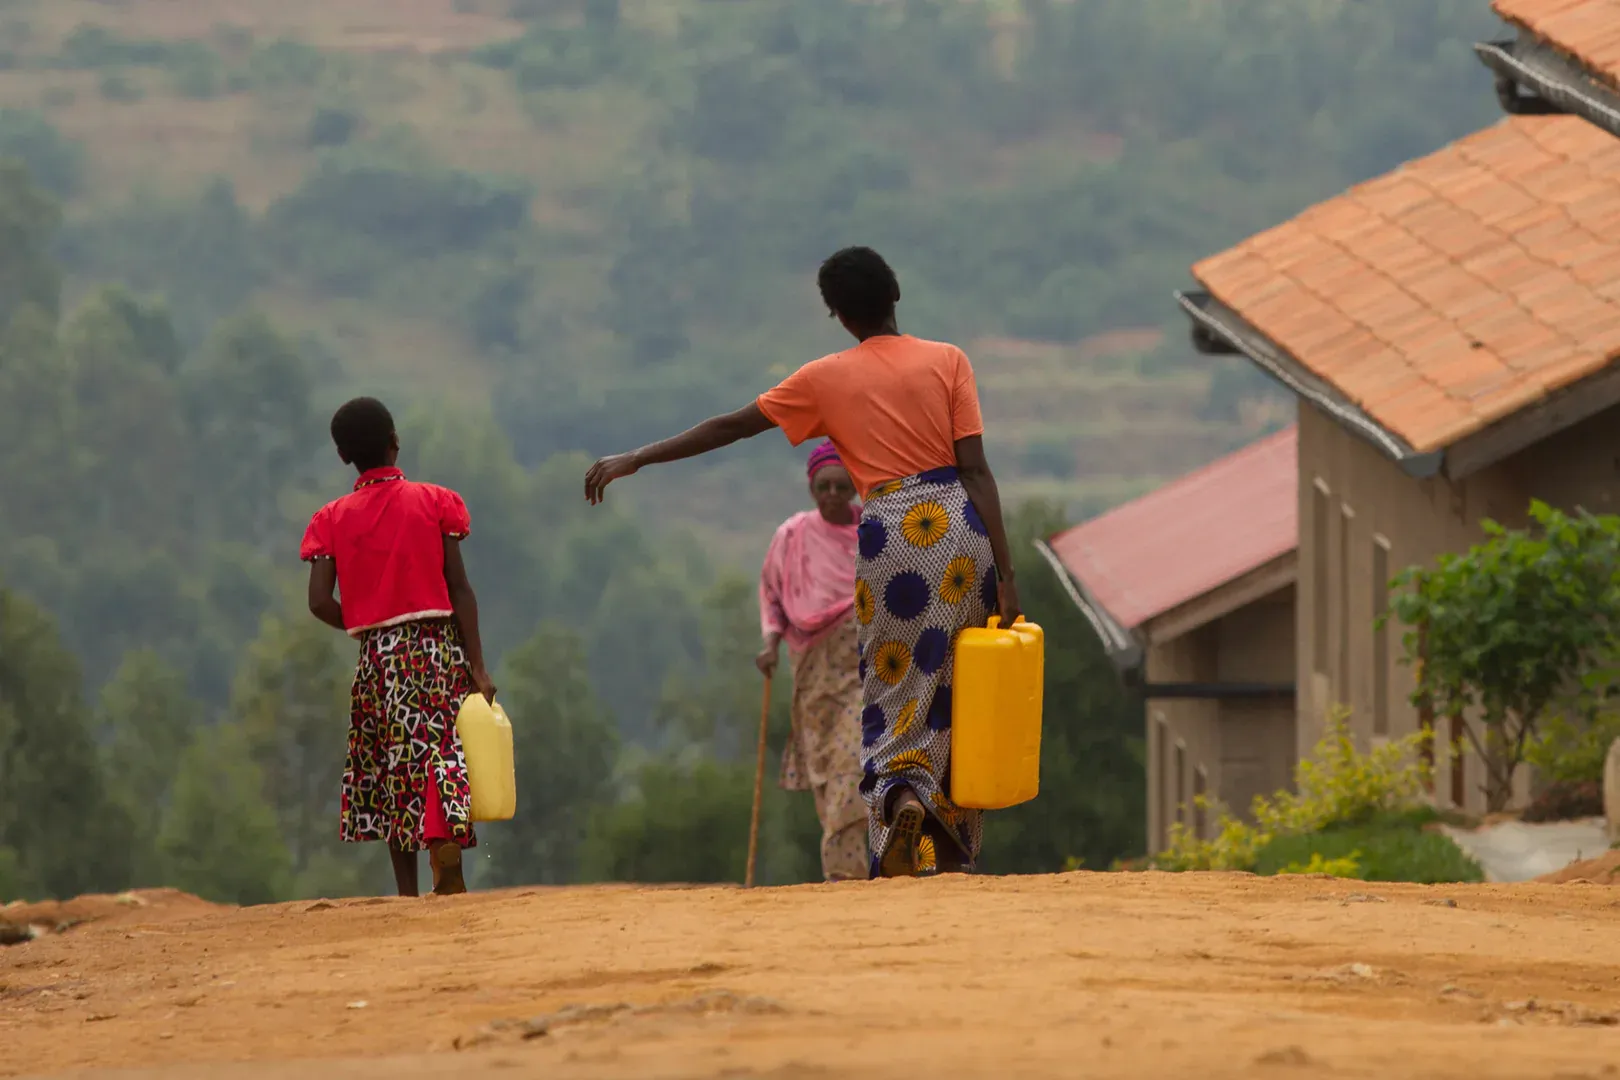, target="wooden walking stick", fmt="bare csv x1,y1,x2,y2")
745,674,772,888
